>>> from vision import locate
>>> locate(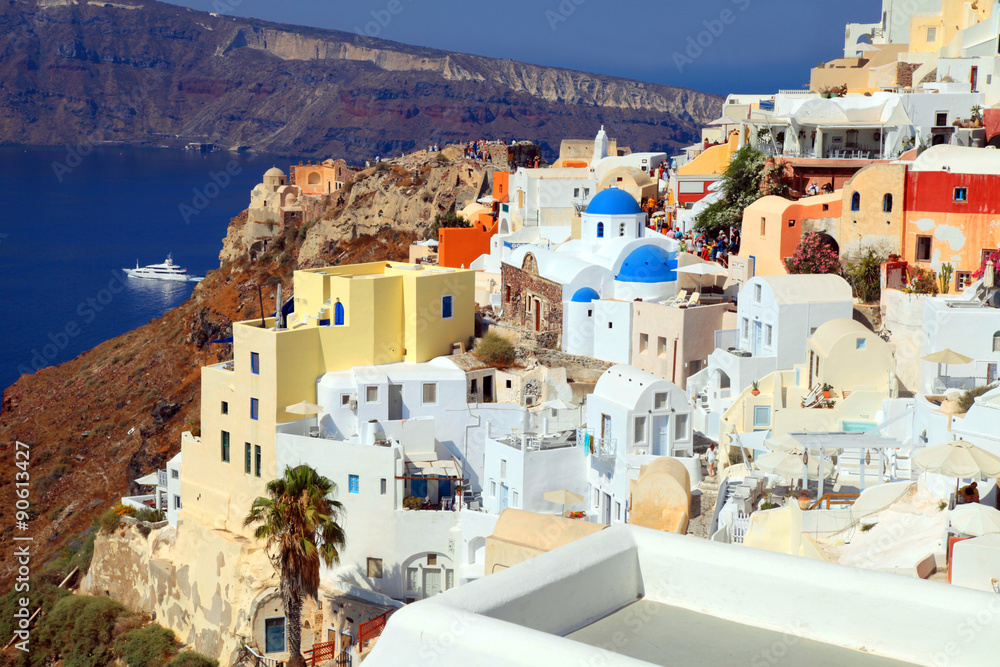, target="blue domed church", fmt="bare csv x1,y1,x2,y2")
498,187,679,359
